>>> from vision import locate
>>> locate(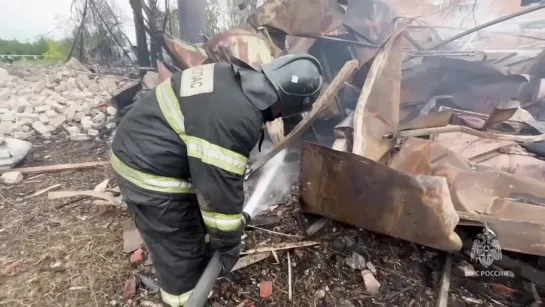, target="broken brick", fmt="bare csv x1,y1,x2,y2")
2,260,22,275
123,276,137,300
129,248,145,266
259,280,273,298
